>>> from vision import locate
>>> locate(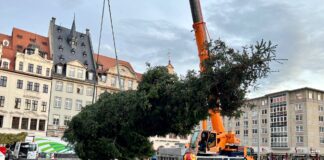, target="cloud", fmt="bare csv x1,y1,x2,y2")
203,0,324,97
97,19,200,75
